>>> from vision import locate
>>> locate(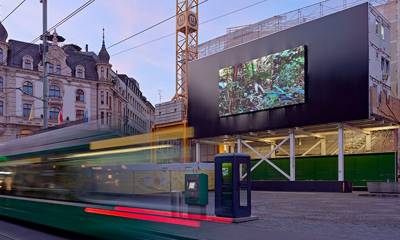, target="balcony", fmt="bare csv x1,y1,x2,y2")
48,96,63,104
